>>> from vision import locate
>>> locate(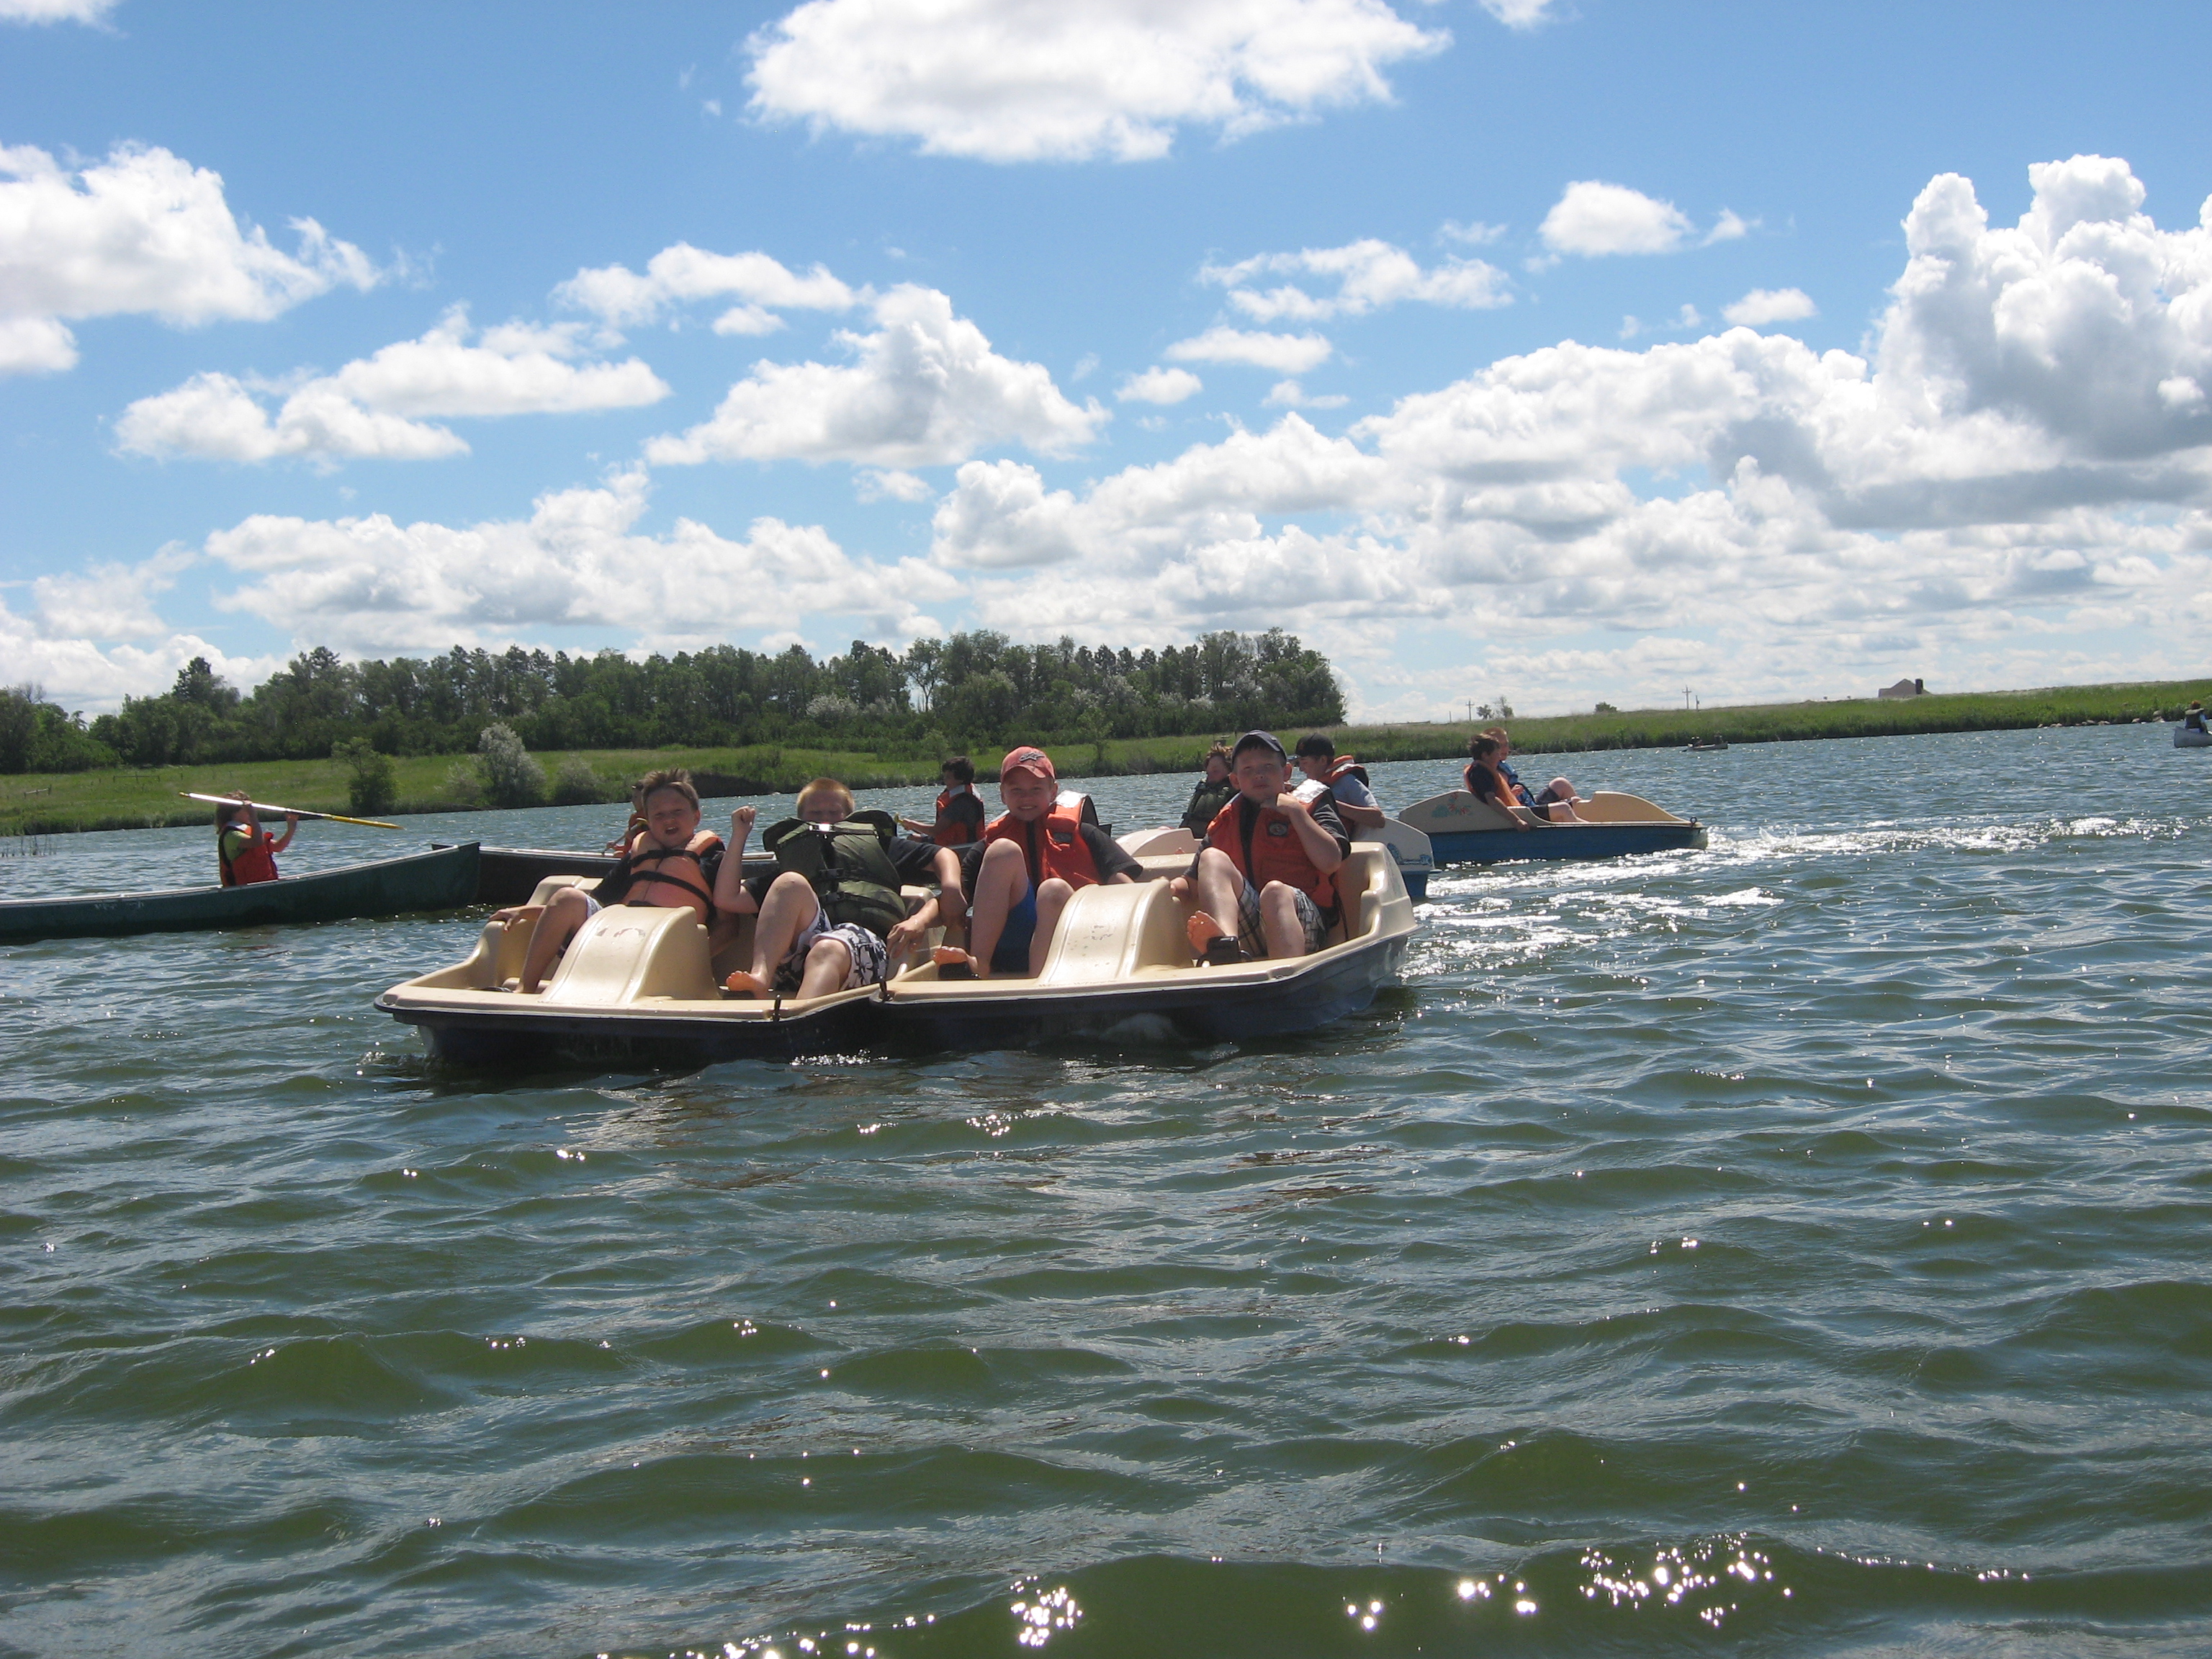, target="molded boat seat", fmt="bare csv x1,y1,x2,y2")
1036,878,1194,986
1328,848,1384,945
1579,791,1683,823
1118,826,1199,858
540,905,719,1005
